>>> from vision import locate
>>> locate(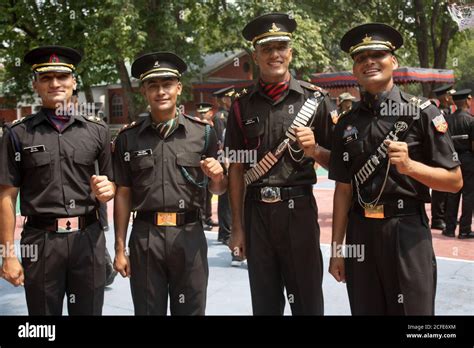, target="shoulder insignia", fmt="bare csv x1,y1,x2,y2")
432,114,448,133
10,117,26,127
419,100,432,110
407,96,422,107
85,115,104,124
299,80,323,92
118,121,139,134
